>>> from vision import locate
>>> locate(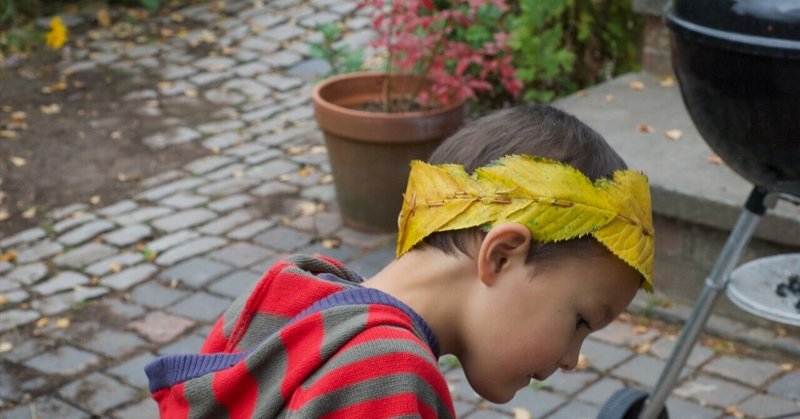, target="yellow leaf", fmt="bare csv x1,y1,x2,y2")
0,130,17,139
54,318,70,329
22,207,37,219
0,250,16,261
512,408,532,419
10,156,26,166
780,363,793,372
638,124,654,134
660,76,675,87
39,104,61,114
0,294,7,305
576,353,590,370
90,195,101,205
605,94,615,102
109,262,123,273
35,317,50,328
629,80,645,90
97,9,112,27
664,129,683,141
322,238,341,249
0,341,12,353
10,111,26,123
707,155,724,165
